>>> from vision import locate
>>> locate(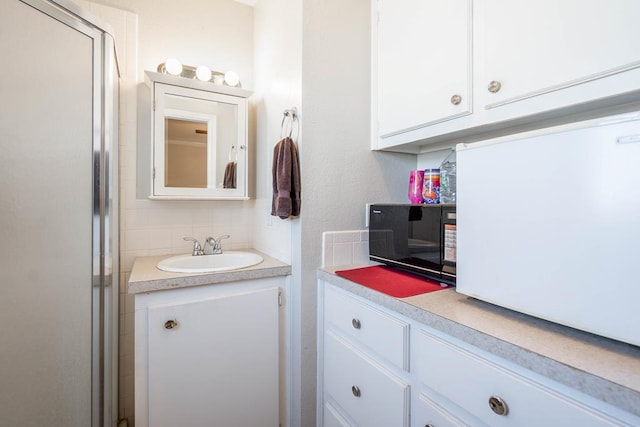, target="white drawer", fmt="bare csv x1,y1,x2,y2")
413,393,483,427
324,330,410,427
415,330,630,427
323,401,353,427
324,284,409,371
